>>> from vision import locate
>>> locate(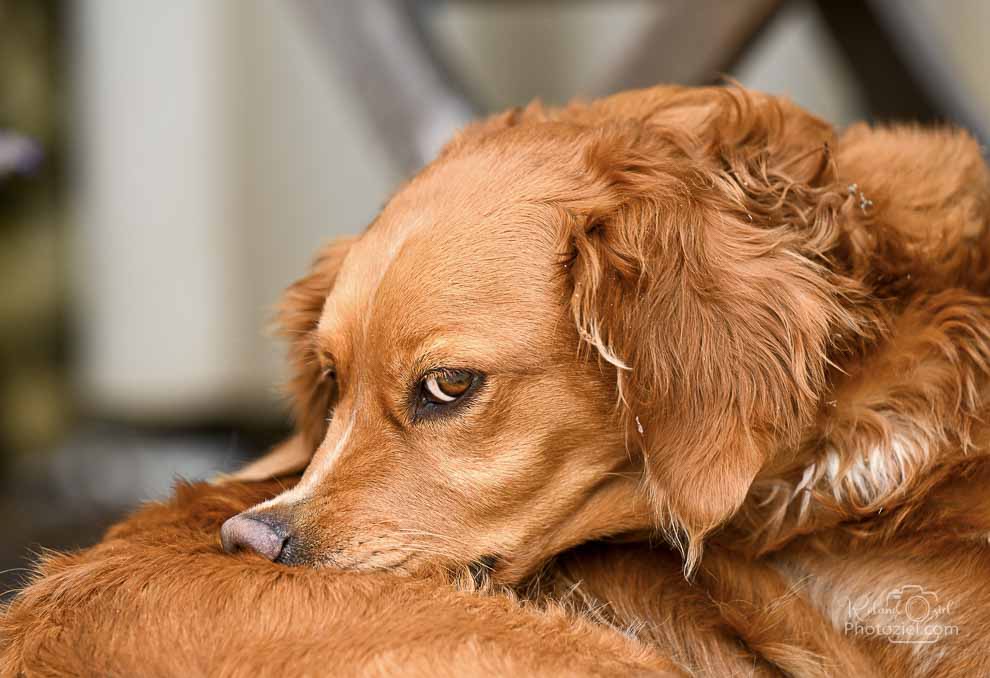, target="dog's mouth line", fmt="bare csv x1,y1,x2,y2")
316,540,481,573
310,547,505,584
